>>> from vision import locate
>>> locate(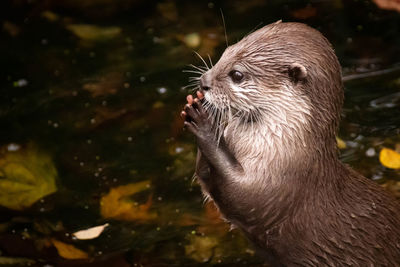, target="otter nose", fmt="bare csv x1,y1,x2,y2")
200,75,211,91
